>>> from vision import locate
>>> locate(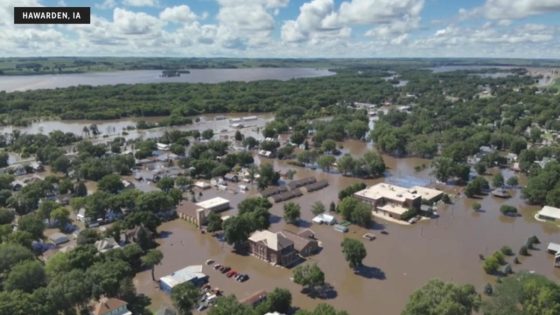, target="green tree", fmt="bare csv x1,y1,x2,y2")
0,151,8,168
157,177,175,192
256,288,292,315
0,207,14,224
321,139,337,152
50,207,70,230
493,173,505,188
337,197,371,226
98,174,124,194
283,202,301,225
202,129,214,140
77,228,100,245
18,214,44,239
4,260,46,292
234,130,244,142
402,279,480,315
171,282,200,315
317,155,336,172
223,216,251,251
341,238,367,269
0,243,35,274
482,272,560,315
206,212,223,232
295,303,349,315
74,181,87,197
141,249,163,281
208,295,255,315
257,163,280,189
475,163,487,175
337,154,355,176
52,155,71,174
293,263,325,294
311,201,326,215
